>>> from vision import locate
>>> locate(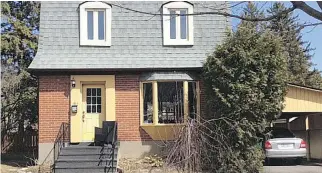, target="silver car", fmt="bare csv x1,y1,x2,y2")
264,127,307,165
